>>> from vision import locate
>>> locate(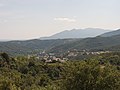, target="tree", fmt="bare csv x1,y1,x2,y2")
0,53,10,64
61,60,120,90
